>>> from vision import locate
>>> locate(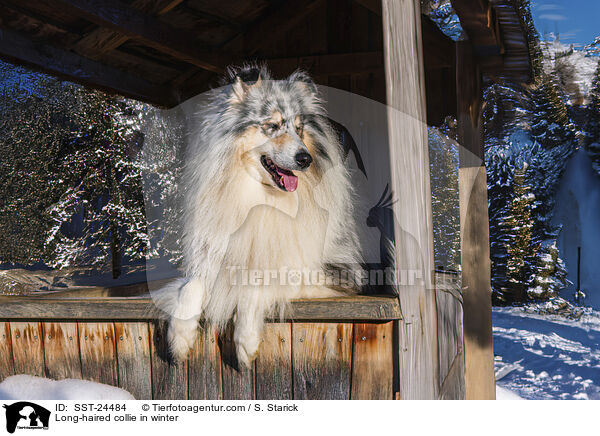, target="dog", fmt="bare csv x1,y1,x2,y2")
159,65,363,366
